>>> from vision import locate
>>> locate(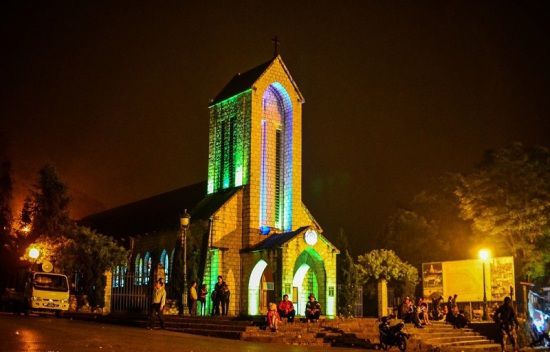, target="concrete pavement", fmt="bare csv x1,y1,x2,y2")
0,313,362,352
